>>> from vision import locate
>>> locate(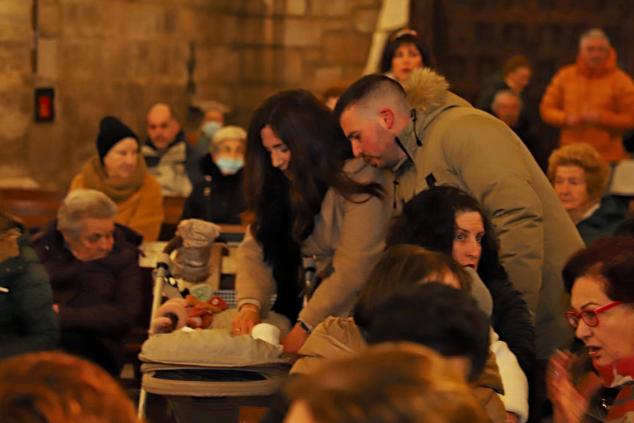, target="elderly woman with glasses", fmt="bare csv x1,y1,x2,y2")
548,236,634,423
